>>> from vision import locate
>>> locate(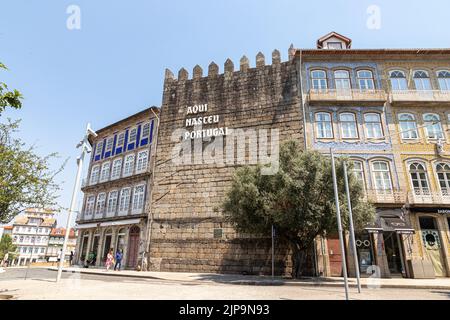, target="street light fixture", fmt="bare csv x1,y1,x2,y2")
56,123,96,282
